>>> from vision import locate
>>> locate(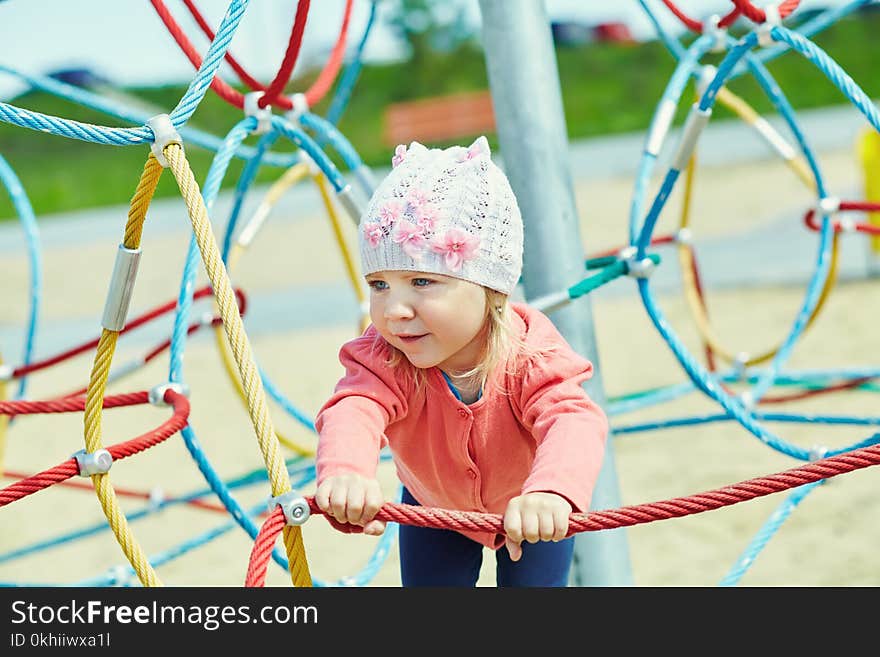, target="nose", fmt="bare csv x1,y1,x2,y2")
383,288,415,321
